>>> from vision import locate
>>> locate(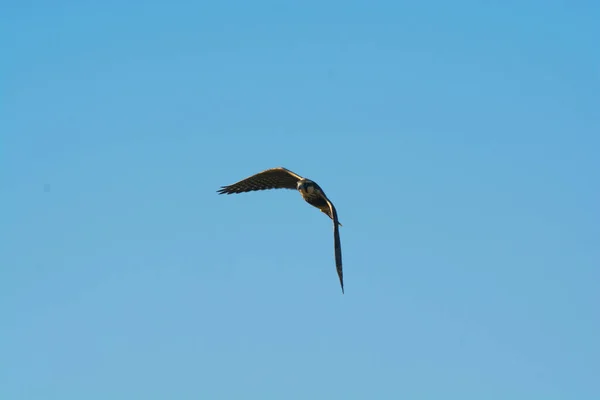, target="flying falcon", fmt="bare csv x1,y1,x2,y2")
217,167,344,293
